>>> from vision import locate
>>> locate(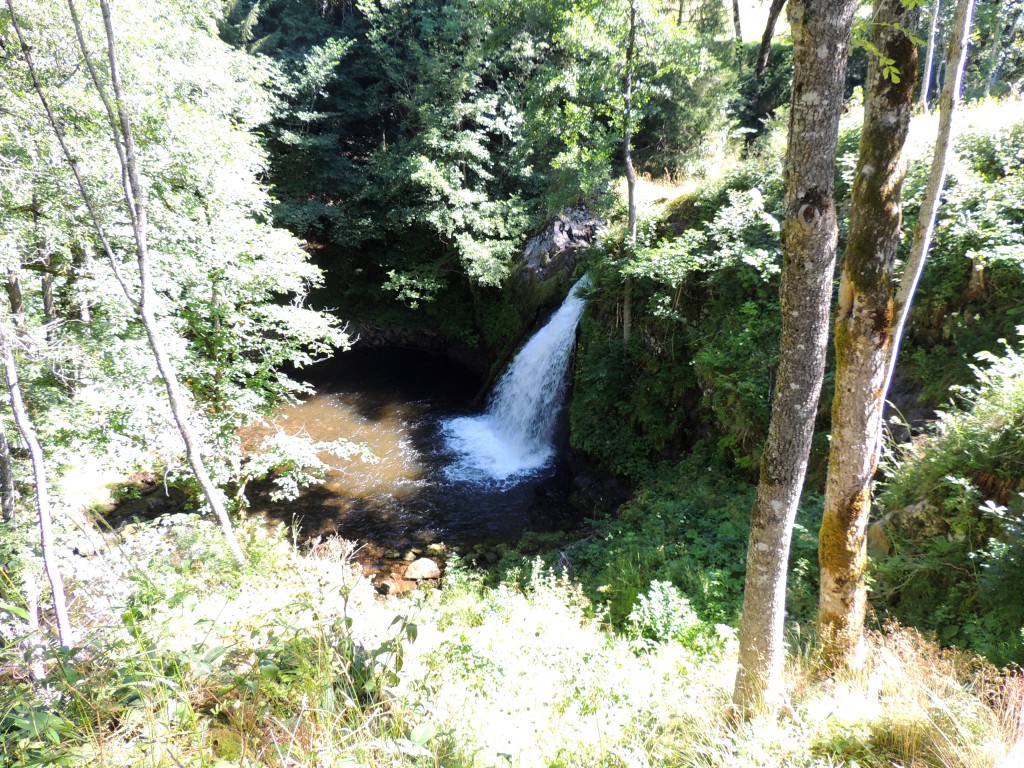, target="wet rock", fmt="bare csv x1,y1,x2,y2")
866,521,891,558
404,558,441,580
426,542,446,555
519,208,601,283
403,550,417,562
70,535,104,558
892,500,946,538
376,578,417,596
